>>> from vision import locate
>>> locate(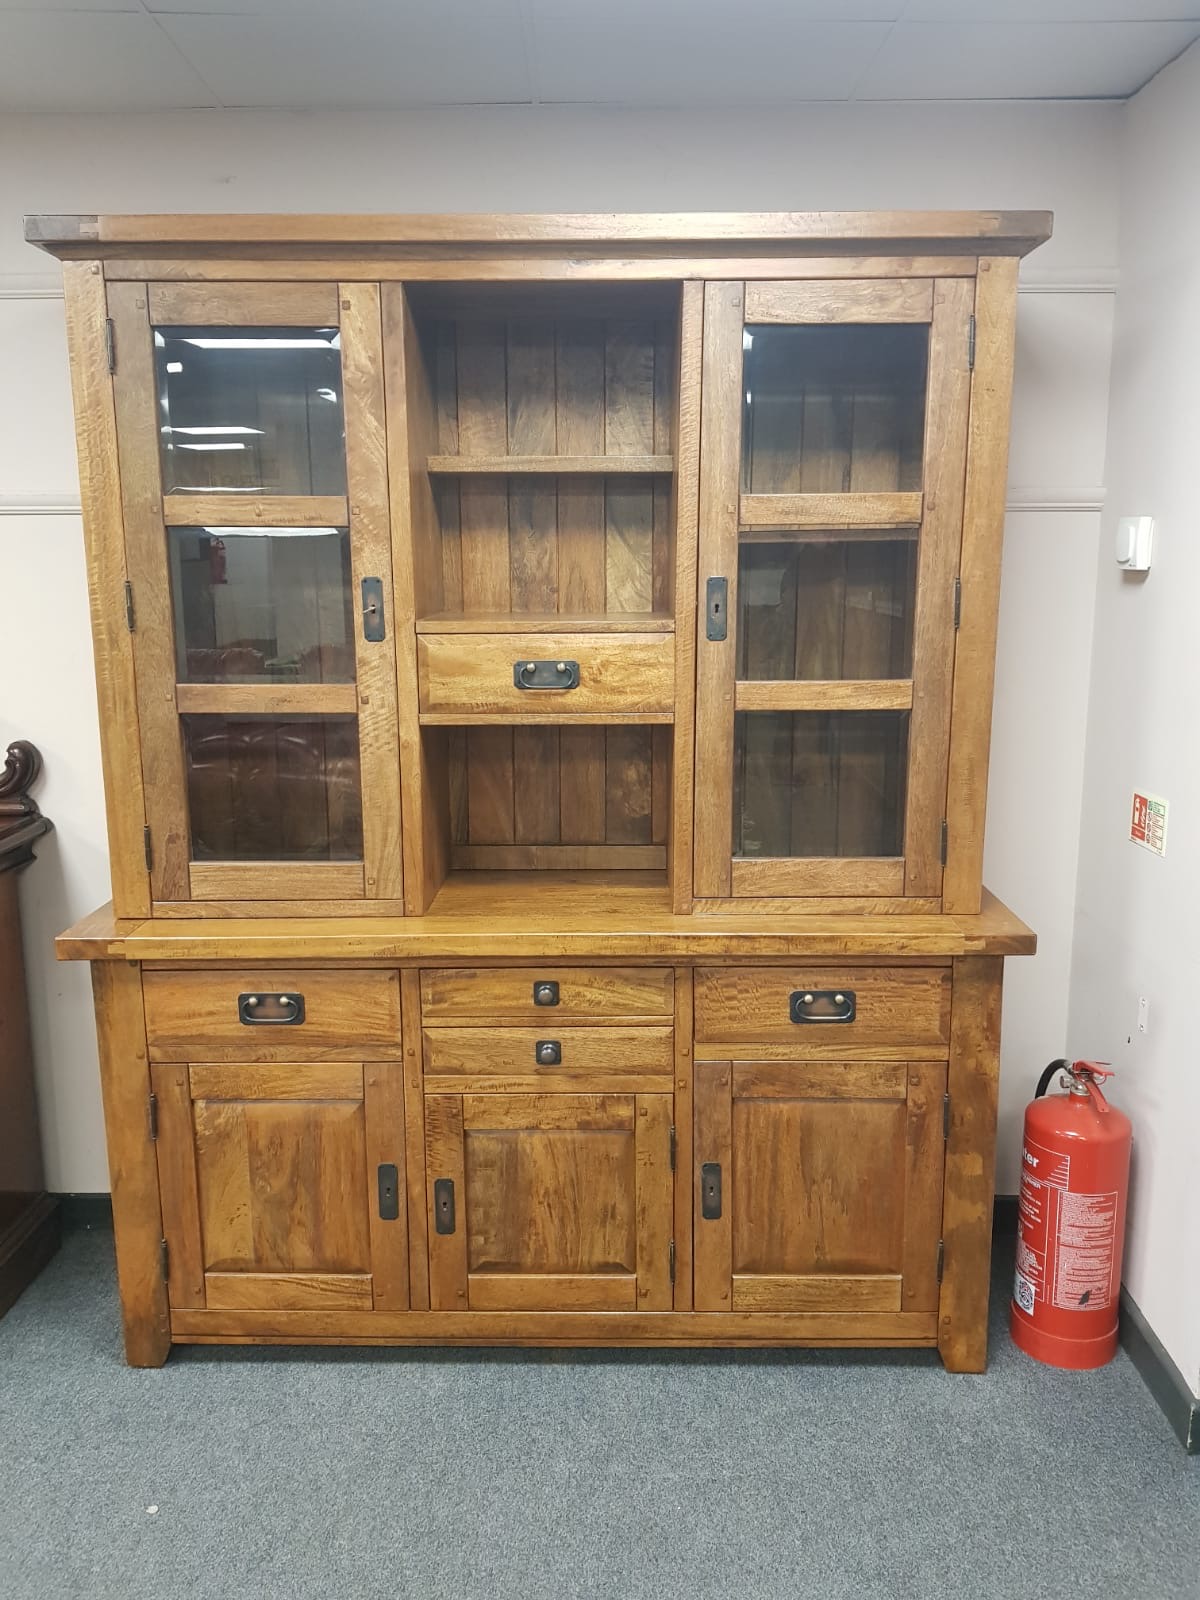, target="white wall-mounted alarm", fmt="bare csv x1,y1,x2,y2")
1116,515,1154,571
